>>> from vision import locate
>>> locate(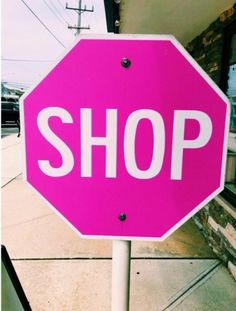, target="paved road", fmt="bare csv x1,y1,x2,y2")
1,125,19,138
